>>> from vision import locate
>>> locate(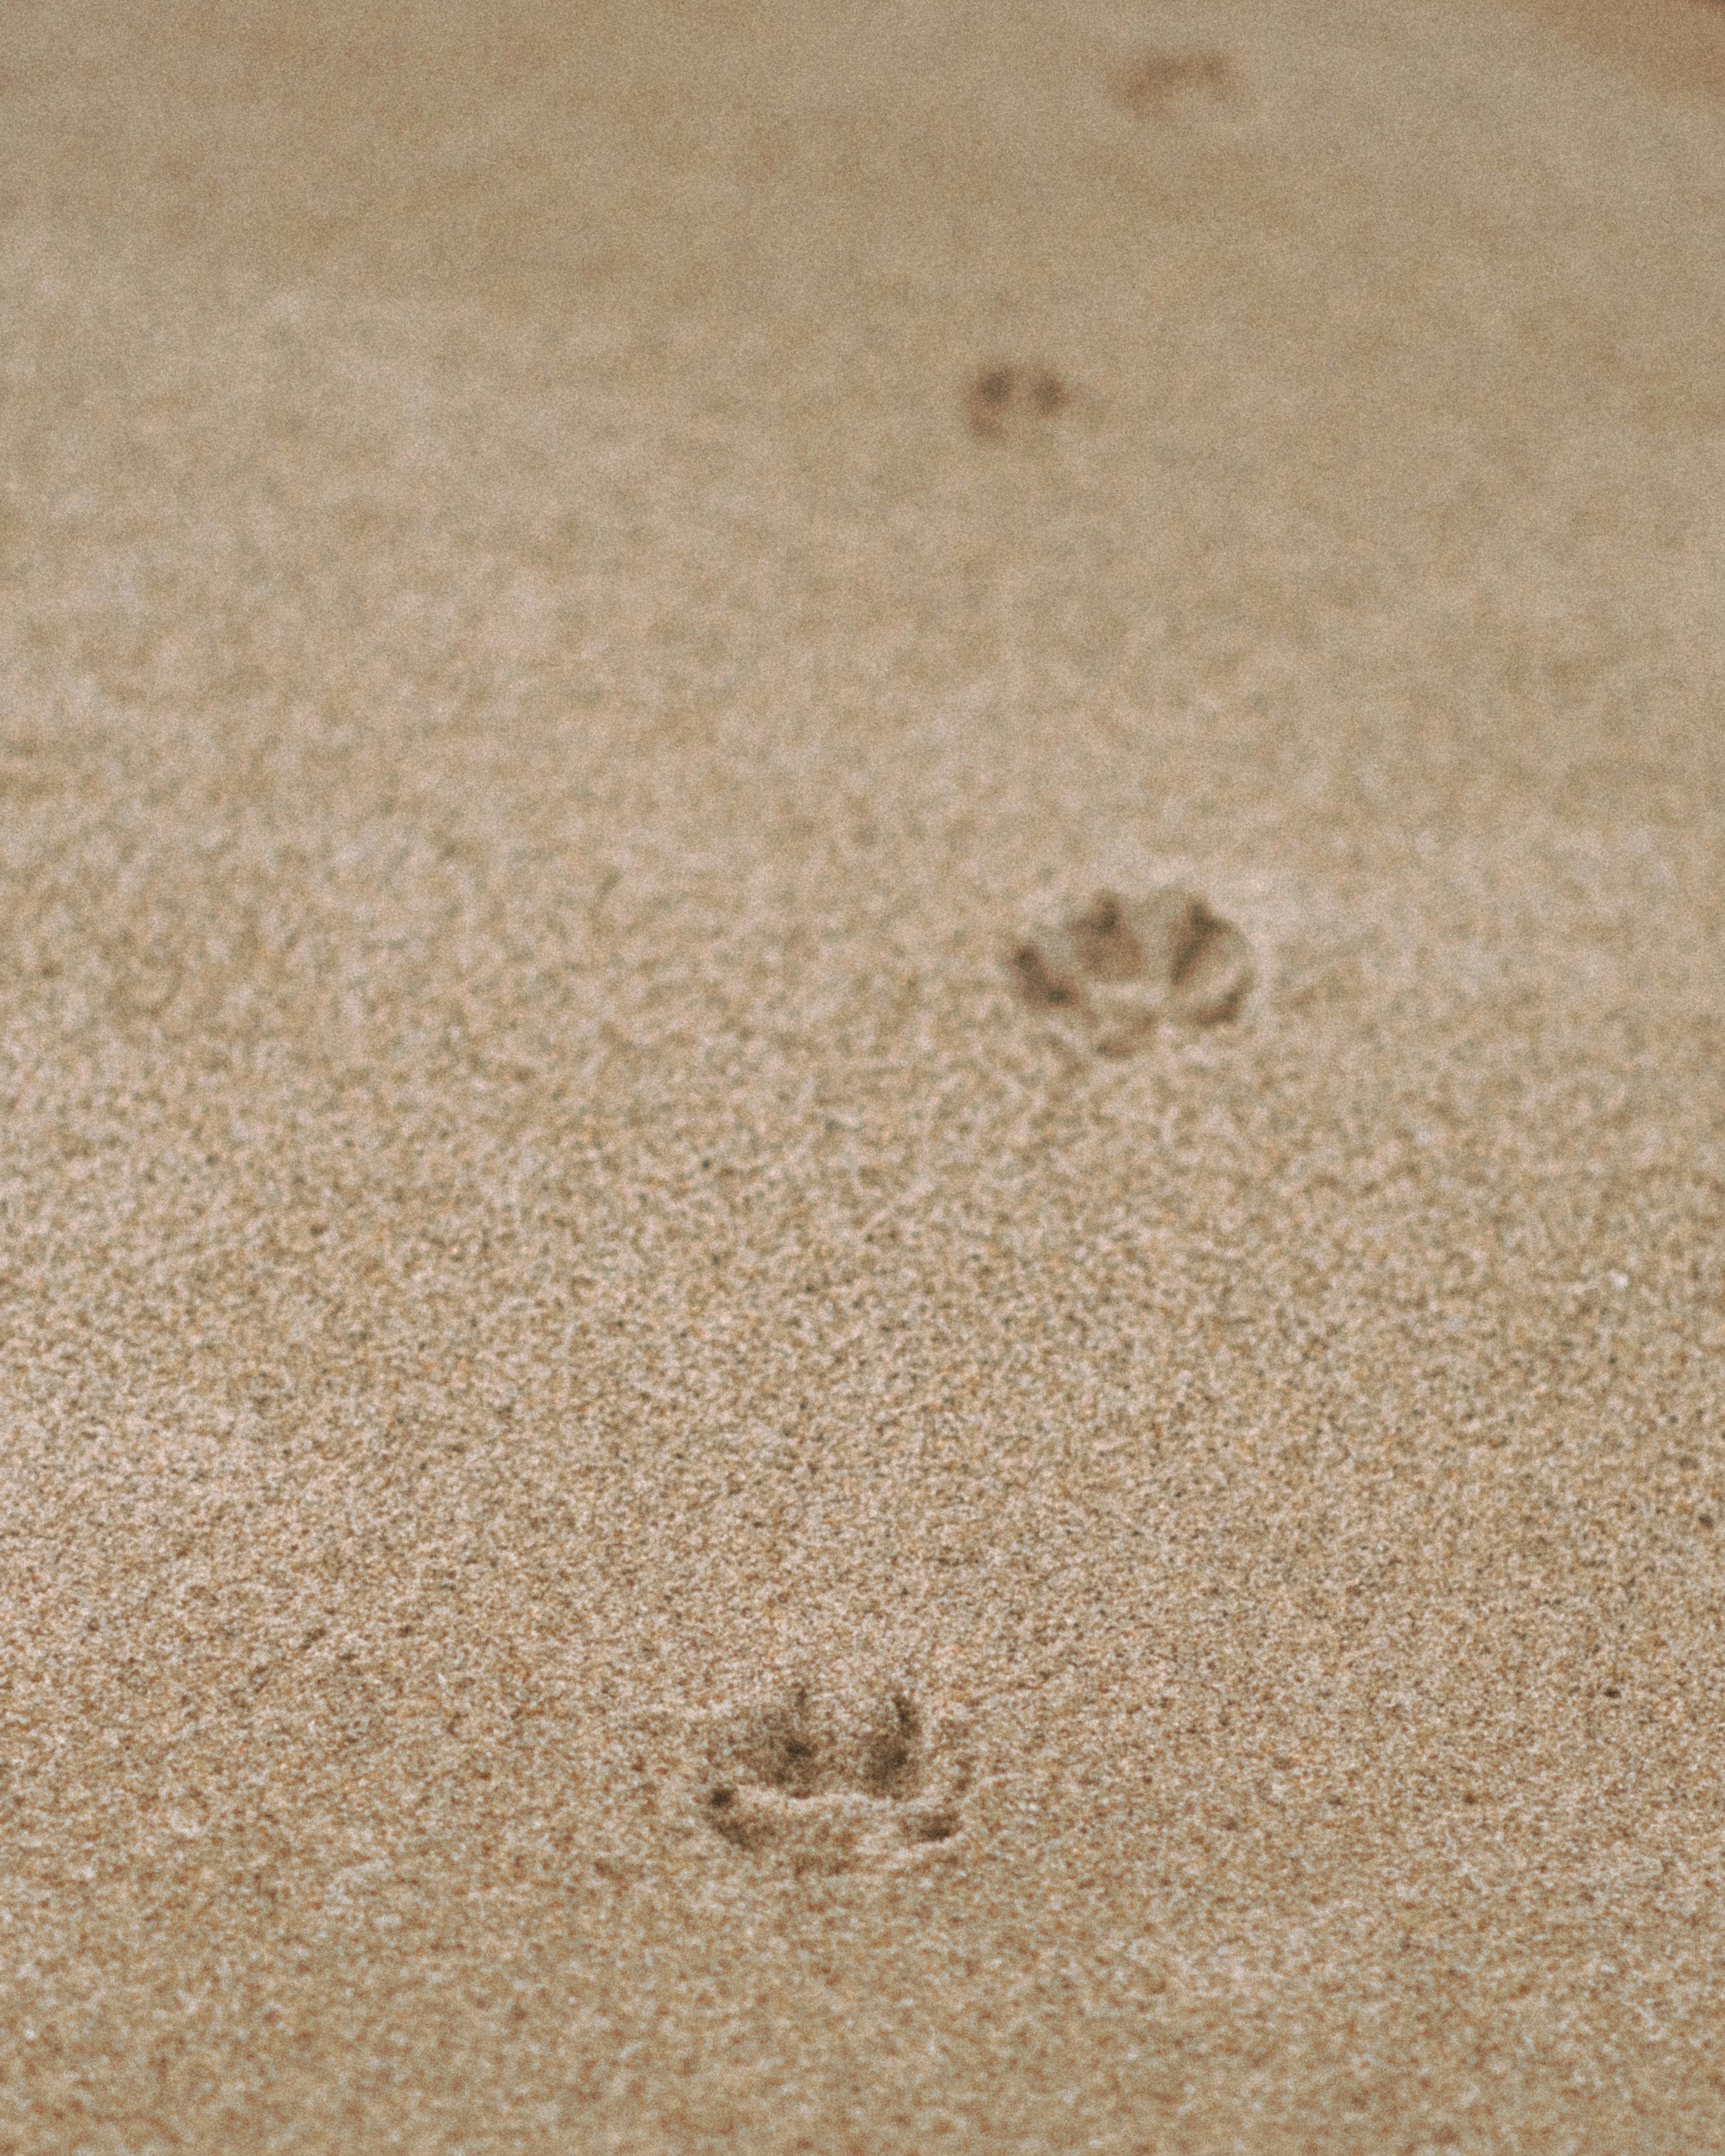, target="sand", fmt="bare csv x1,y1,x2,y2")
2,1,1723,2149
